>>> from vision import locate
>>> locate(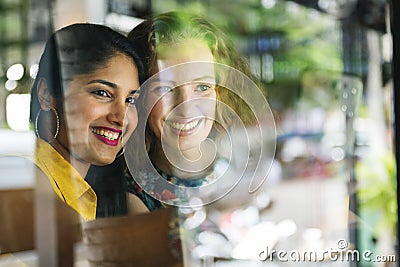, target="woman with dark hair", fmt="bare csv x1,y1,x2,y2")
9,22,149,266
30,22,145,221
